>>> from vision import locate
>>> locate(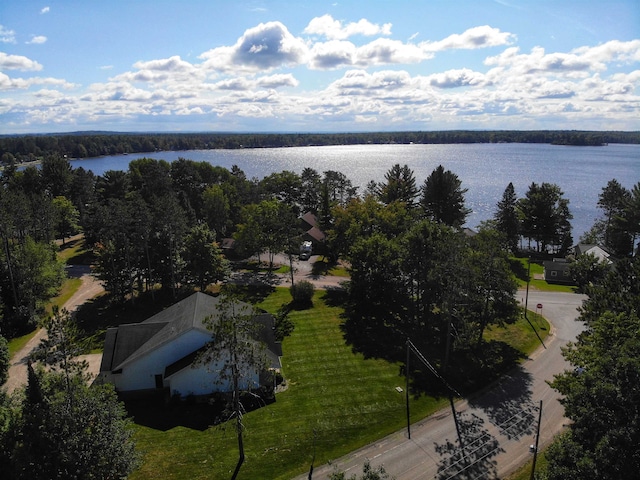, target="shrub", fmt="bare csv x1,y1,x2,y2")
289,280,314,308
